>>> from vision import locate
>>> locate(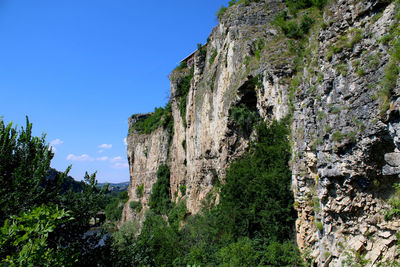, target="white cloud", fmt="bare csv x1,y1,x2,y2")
50,139,63,153
98,144,112,149
98,150,104,153
124,138,127,146
50,139,64,146
96,156,109,161
112,162,129,169
66,154,94,162
110,156,124,163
